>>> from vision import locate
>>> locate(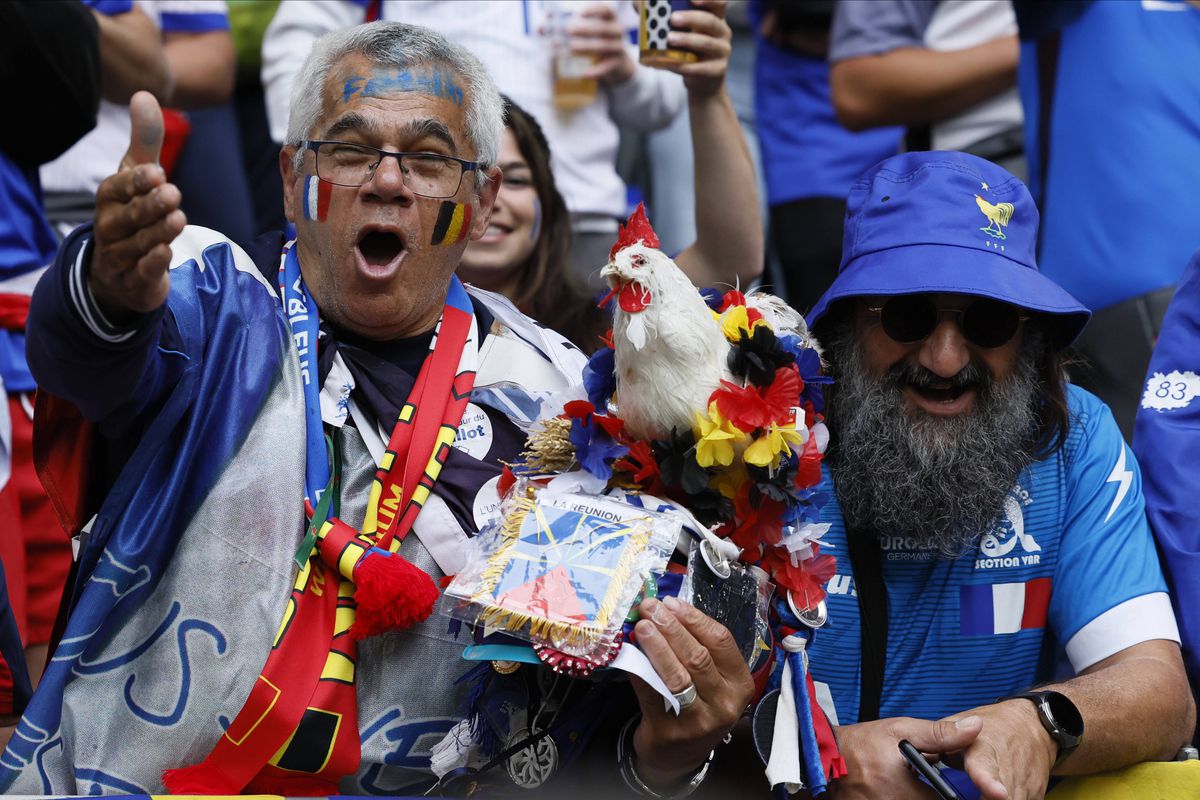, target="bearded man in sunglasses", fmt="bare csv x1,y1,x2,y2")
800,152,1194,799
